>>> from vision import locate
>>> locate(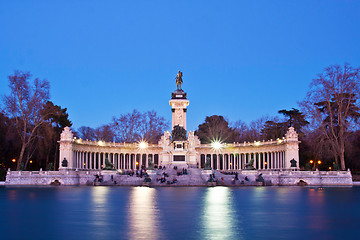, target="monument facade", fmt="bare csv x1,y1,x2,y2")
58,71,300,171
5,72,353,186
